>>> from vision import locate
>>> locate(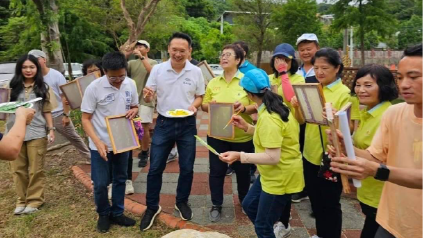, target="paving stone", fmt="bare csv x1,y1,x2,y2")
194,164,209,173
188,195,208,208
340,198,365,229
293,200,315,229
199,124,208,130
290,227,311,238
236,225,257,238
194,158,209,165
